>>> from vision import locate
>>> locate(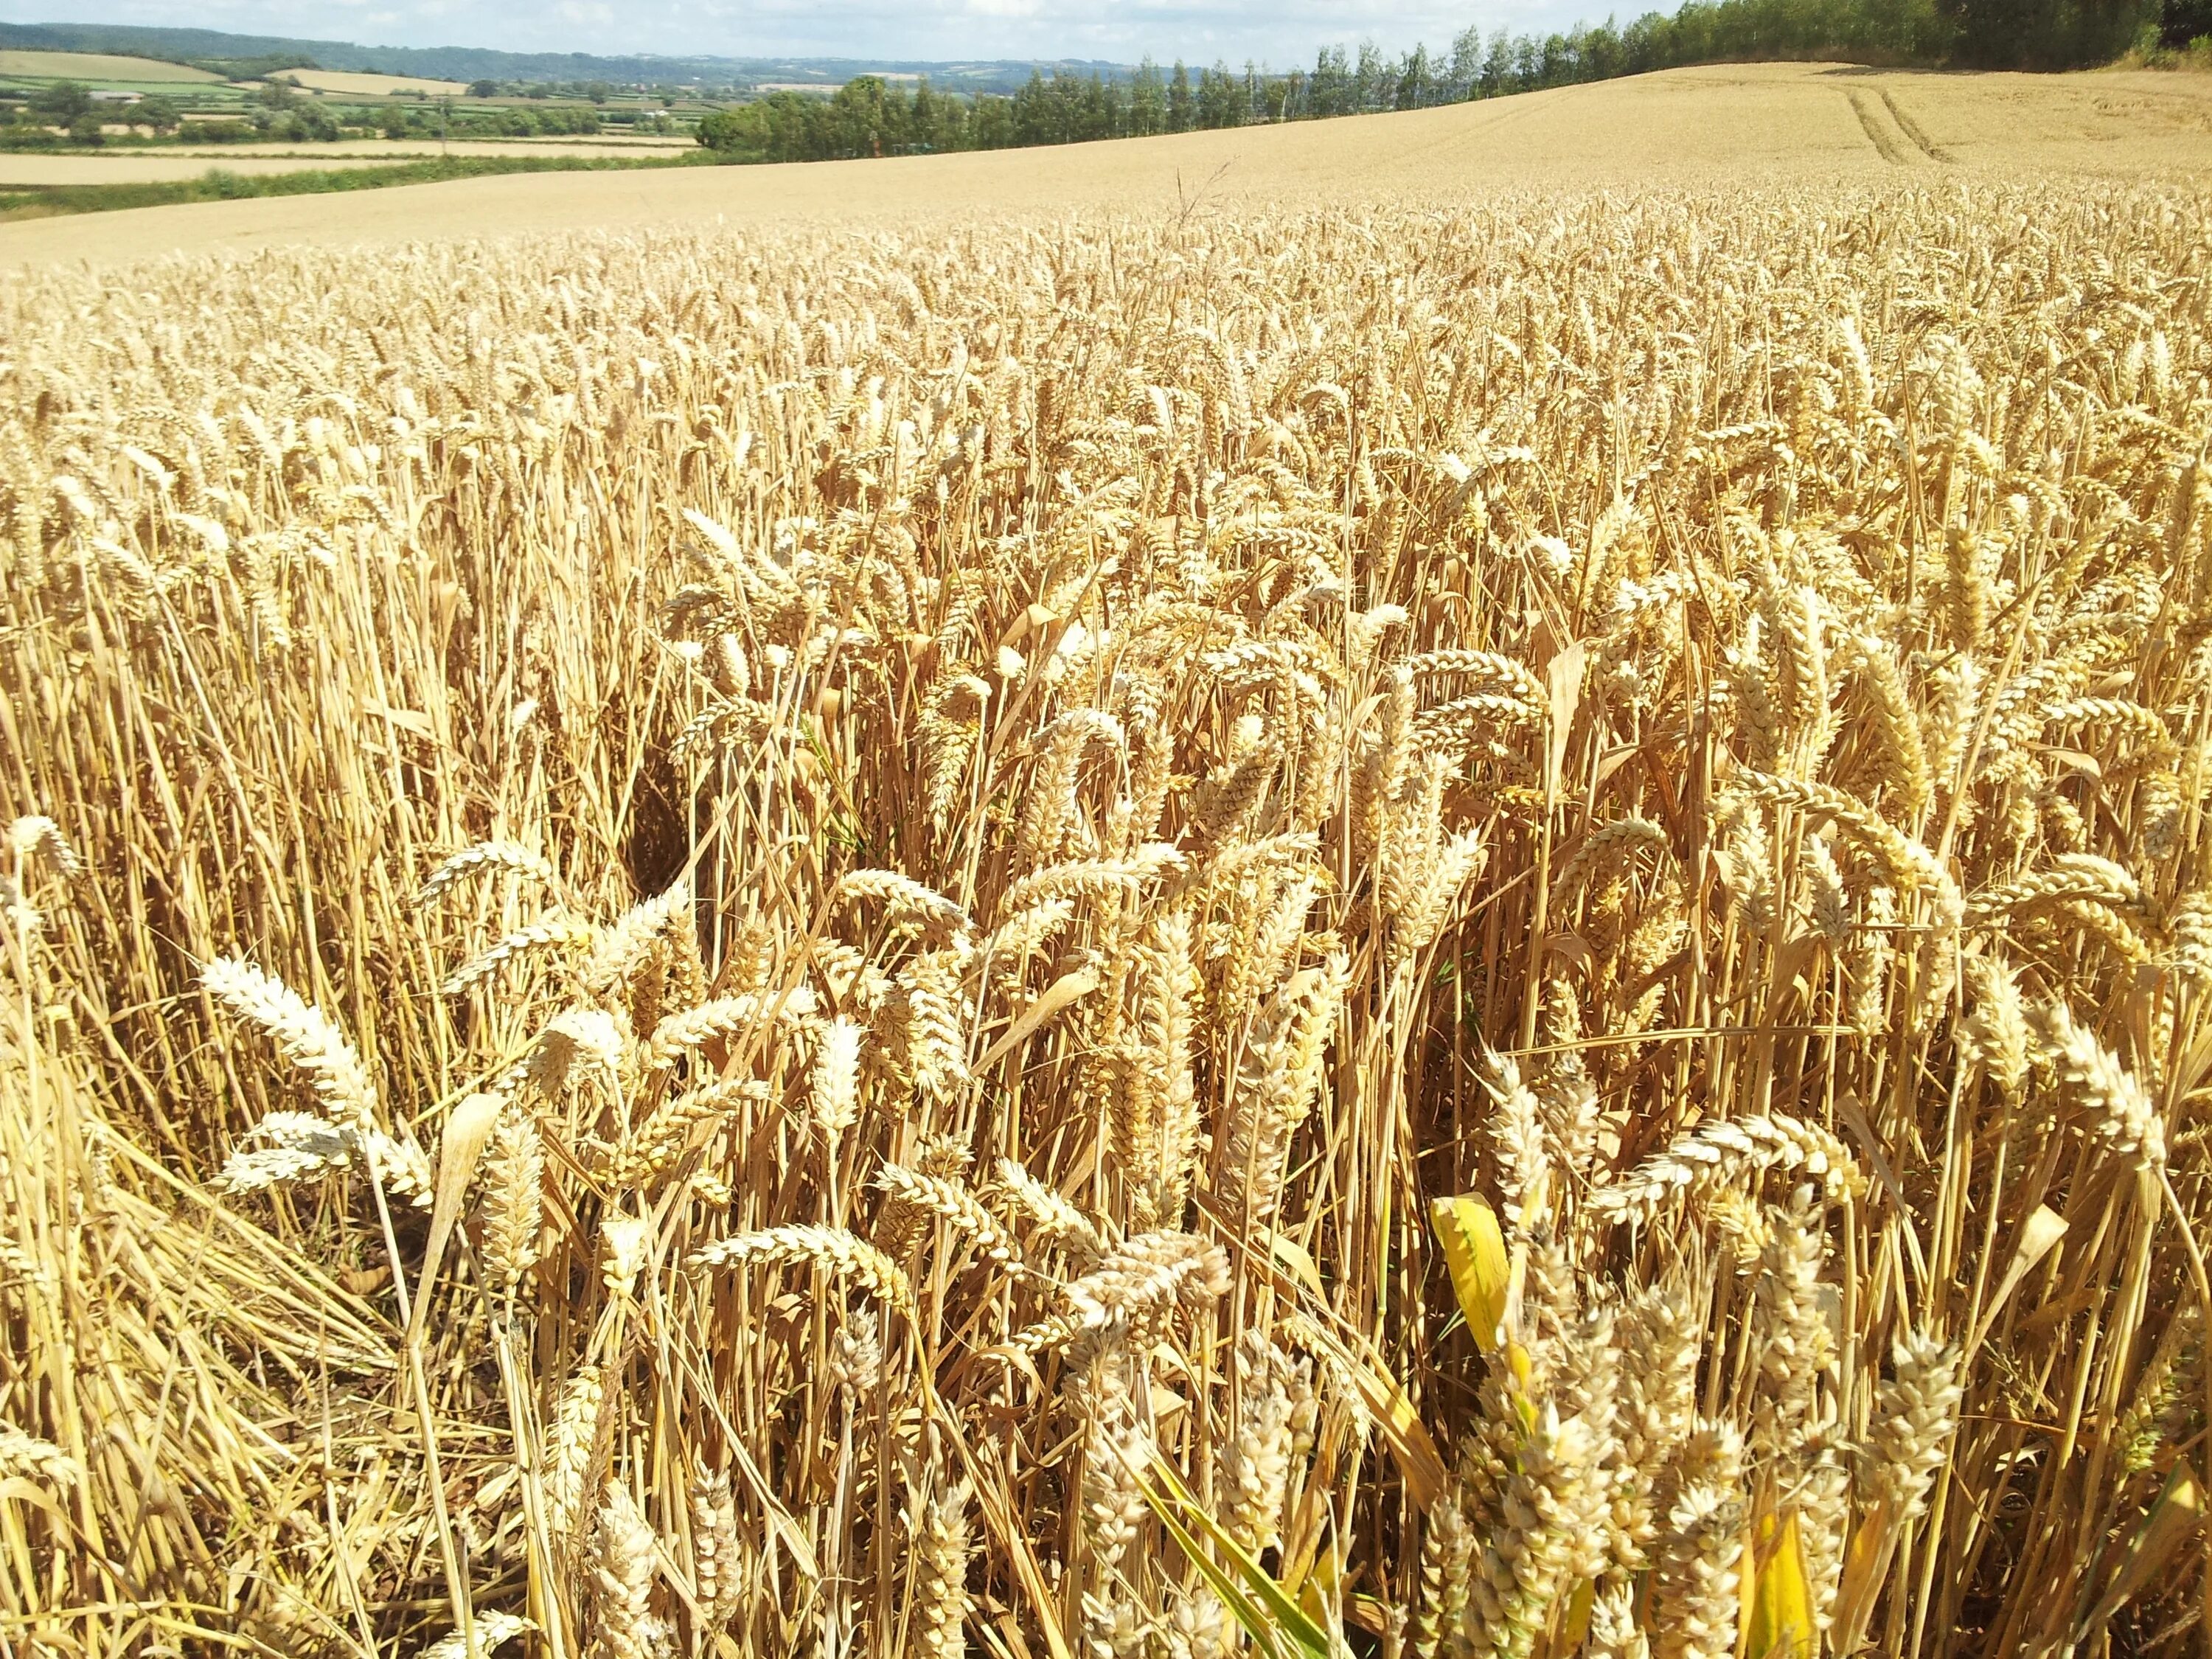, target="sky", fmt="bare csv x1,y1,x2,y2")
12,0,1606,68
